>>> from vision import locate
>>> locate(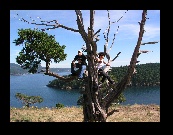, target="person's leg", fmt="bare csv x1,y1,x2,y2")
76,63,81,76
107,75,114,84
71,63,80,75
99,69,106,83
101,74,106,83
78,65,86,79
71,63,75,74
101,71,114,84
